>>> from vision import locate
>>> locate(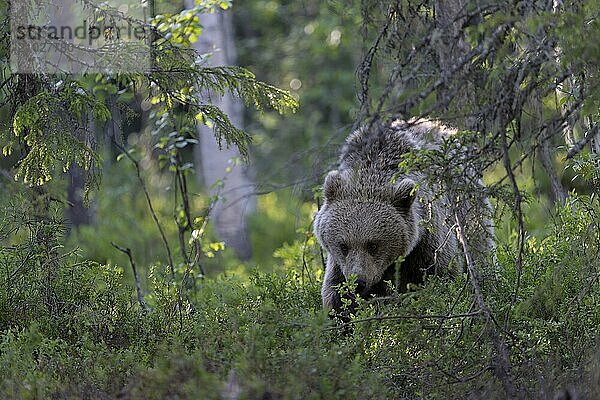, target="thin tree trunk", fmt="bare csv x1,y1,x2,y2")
434,0,477,129
54,2,97,230
67,165,94,227
592,129,600,155
434,0,469,74
185,1,255,260
67,113,97,229
535,0,568,205
538,137,567,205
